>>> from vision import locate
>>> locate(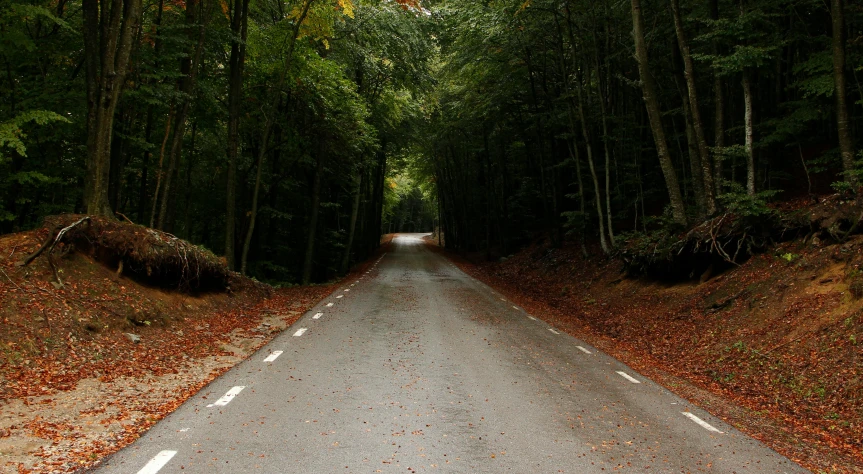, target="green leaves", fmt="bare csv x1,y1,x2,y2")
0,111,69,161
